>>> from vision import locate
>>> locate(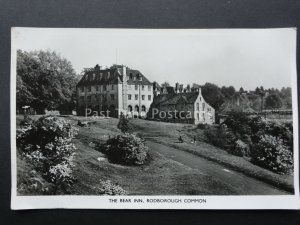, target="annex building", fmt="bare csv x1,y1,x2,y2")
76,64,154,118
148,83,215,124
